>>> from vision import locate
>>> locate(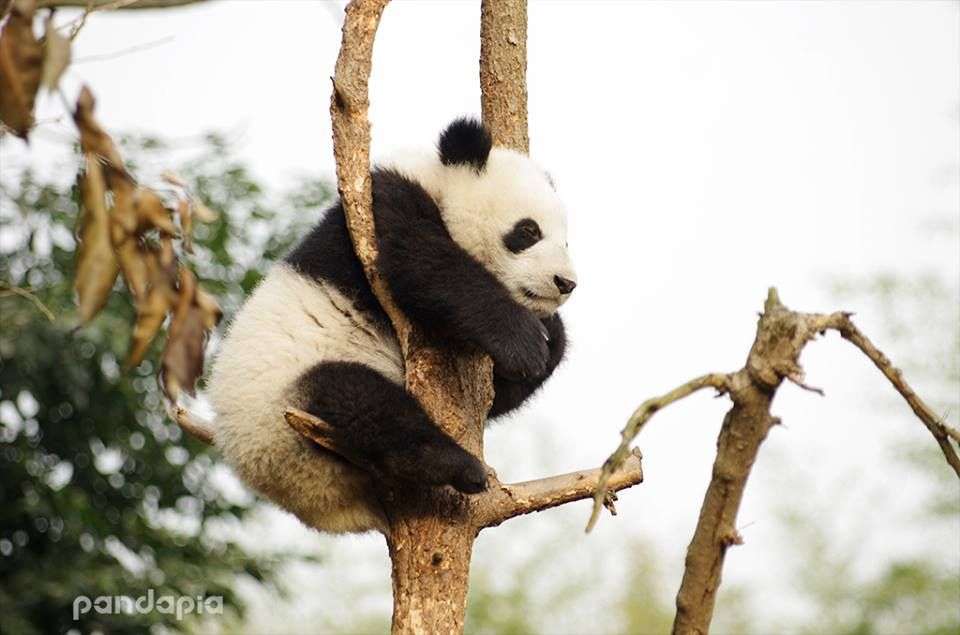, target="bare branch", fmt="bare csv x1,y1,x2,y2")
40,0,207,9
825,313,960,478
586,373,728,532
284,407,381,474
476,449,643,529
330,0,390,280
169,404,213,446
664,289,959,635
73,36,174,63
0,284,55,321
